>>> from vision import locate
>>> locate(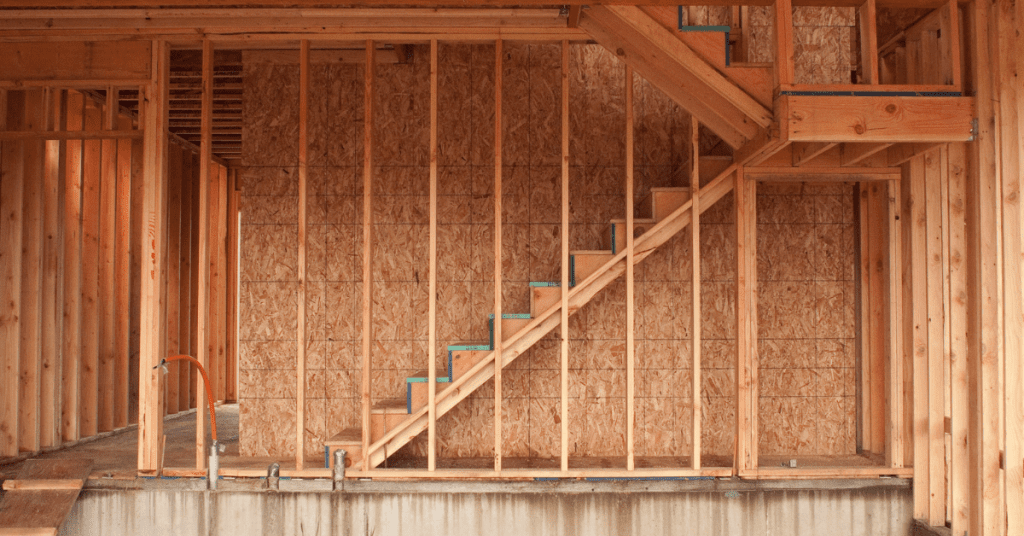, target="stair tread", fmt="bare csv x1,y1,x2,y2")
608,217,657,224
326,428,361,444
372,398,407,413
407,370,451,382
